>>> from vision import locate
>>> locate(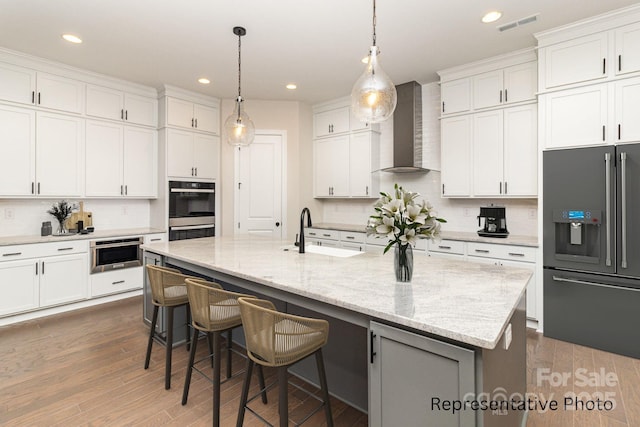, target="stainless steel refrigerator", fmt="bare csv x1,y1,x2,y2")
543,144,640,358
